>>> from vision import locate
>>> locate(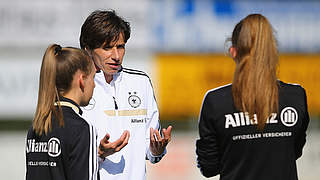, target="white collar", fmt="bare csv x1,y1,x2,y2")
54,101,81,115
